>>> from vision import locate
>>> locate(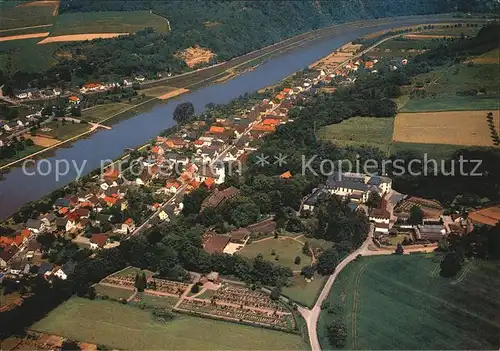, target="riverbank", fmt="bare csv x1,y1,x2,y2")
0,14,488,220
1,14,481,171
